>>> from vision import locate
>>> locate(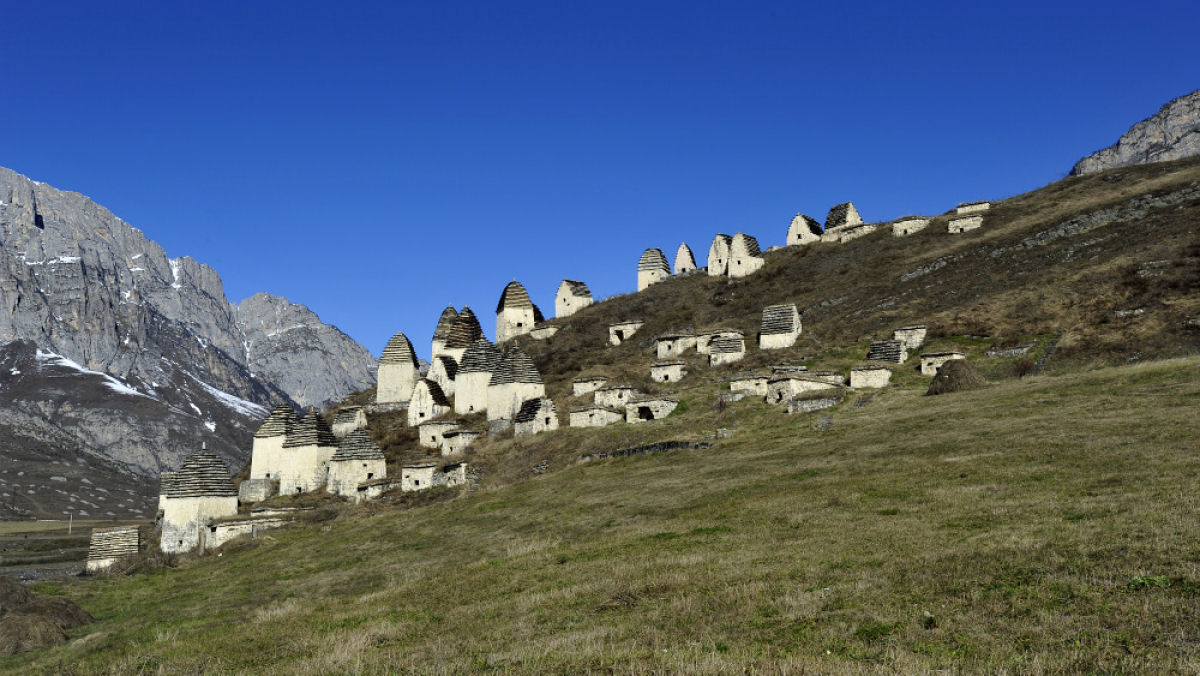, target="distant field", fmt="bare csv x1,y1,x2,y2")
0,519,115,536
5,357,1199,672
